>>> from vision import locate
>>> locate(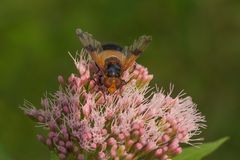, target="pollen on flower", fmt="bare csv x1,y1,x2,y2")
21,49,206,160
